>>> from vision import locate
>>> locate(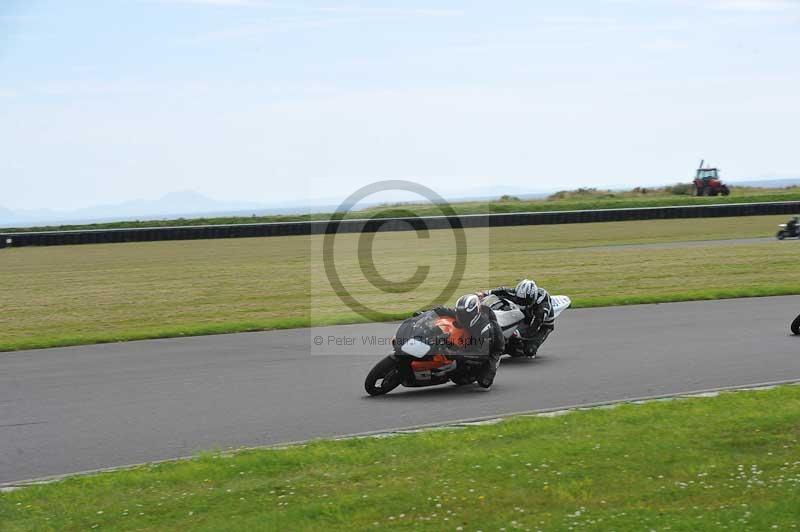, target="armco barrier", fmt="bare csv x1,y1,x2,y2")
1,201,798,248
